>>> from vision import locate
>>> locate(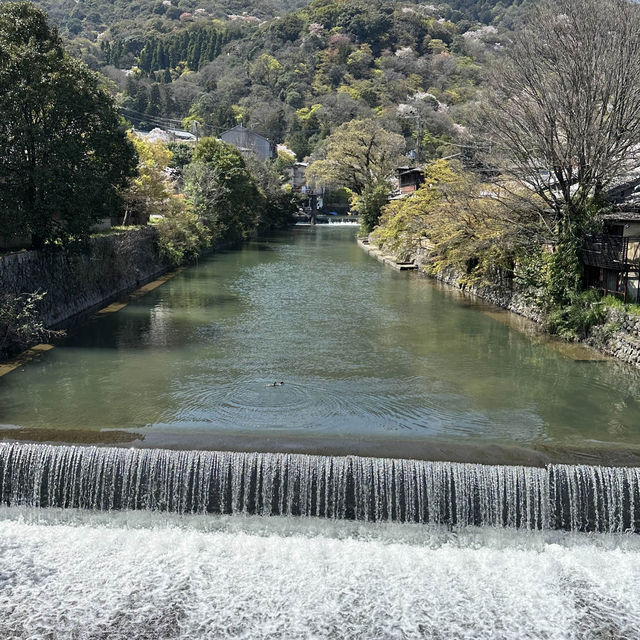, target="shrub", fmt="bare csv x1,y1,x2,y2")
0,292,63,359
546,290,605,341
602,295,640,317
